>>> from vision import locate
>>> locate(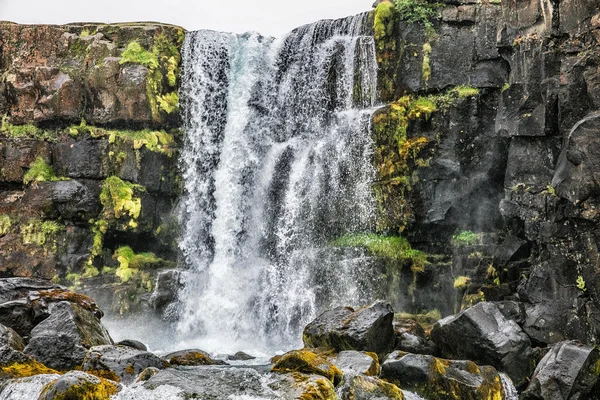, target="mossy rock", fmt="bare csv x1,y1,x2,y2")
271,350,343,386
161,349,227,366
338,374,404,399
39,371,119,400
0,359,58,379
